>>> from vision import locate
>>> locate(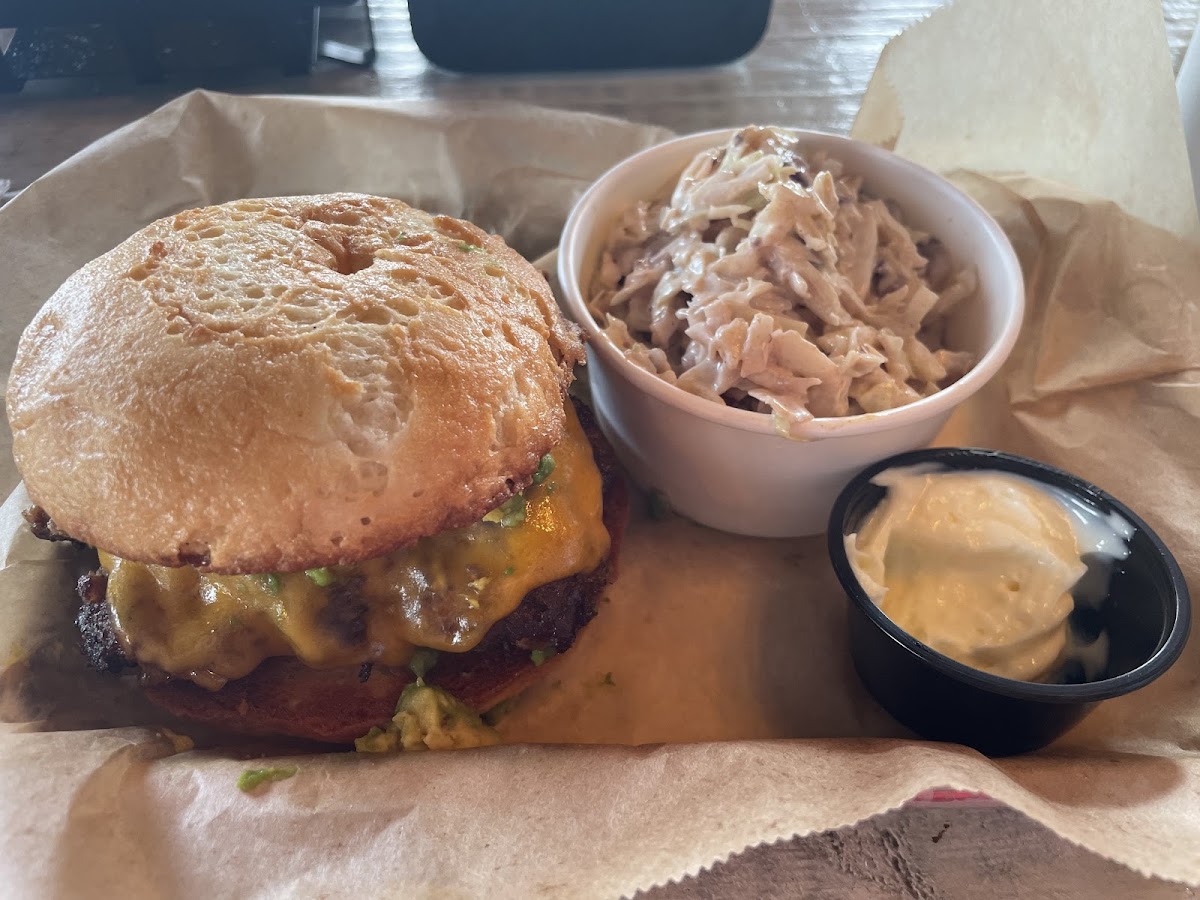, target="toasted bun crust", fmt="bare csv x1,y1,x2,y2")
8,194,584,573
144,652,553,745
